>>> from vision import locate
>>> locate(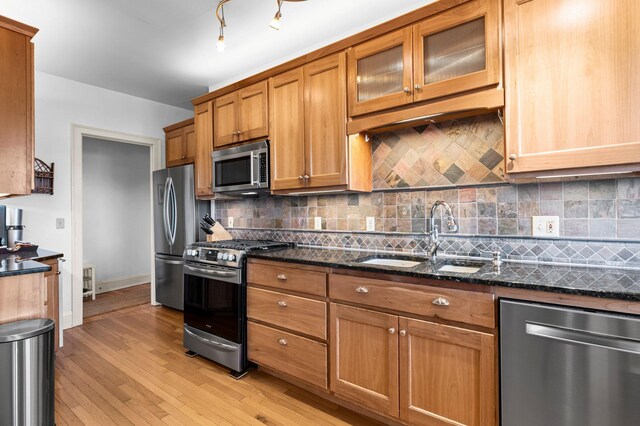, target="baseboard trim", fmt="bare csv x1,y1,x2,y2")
97,275,151,294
